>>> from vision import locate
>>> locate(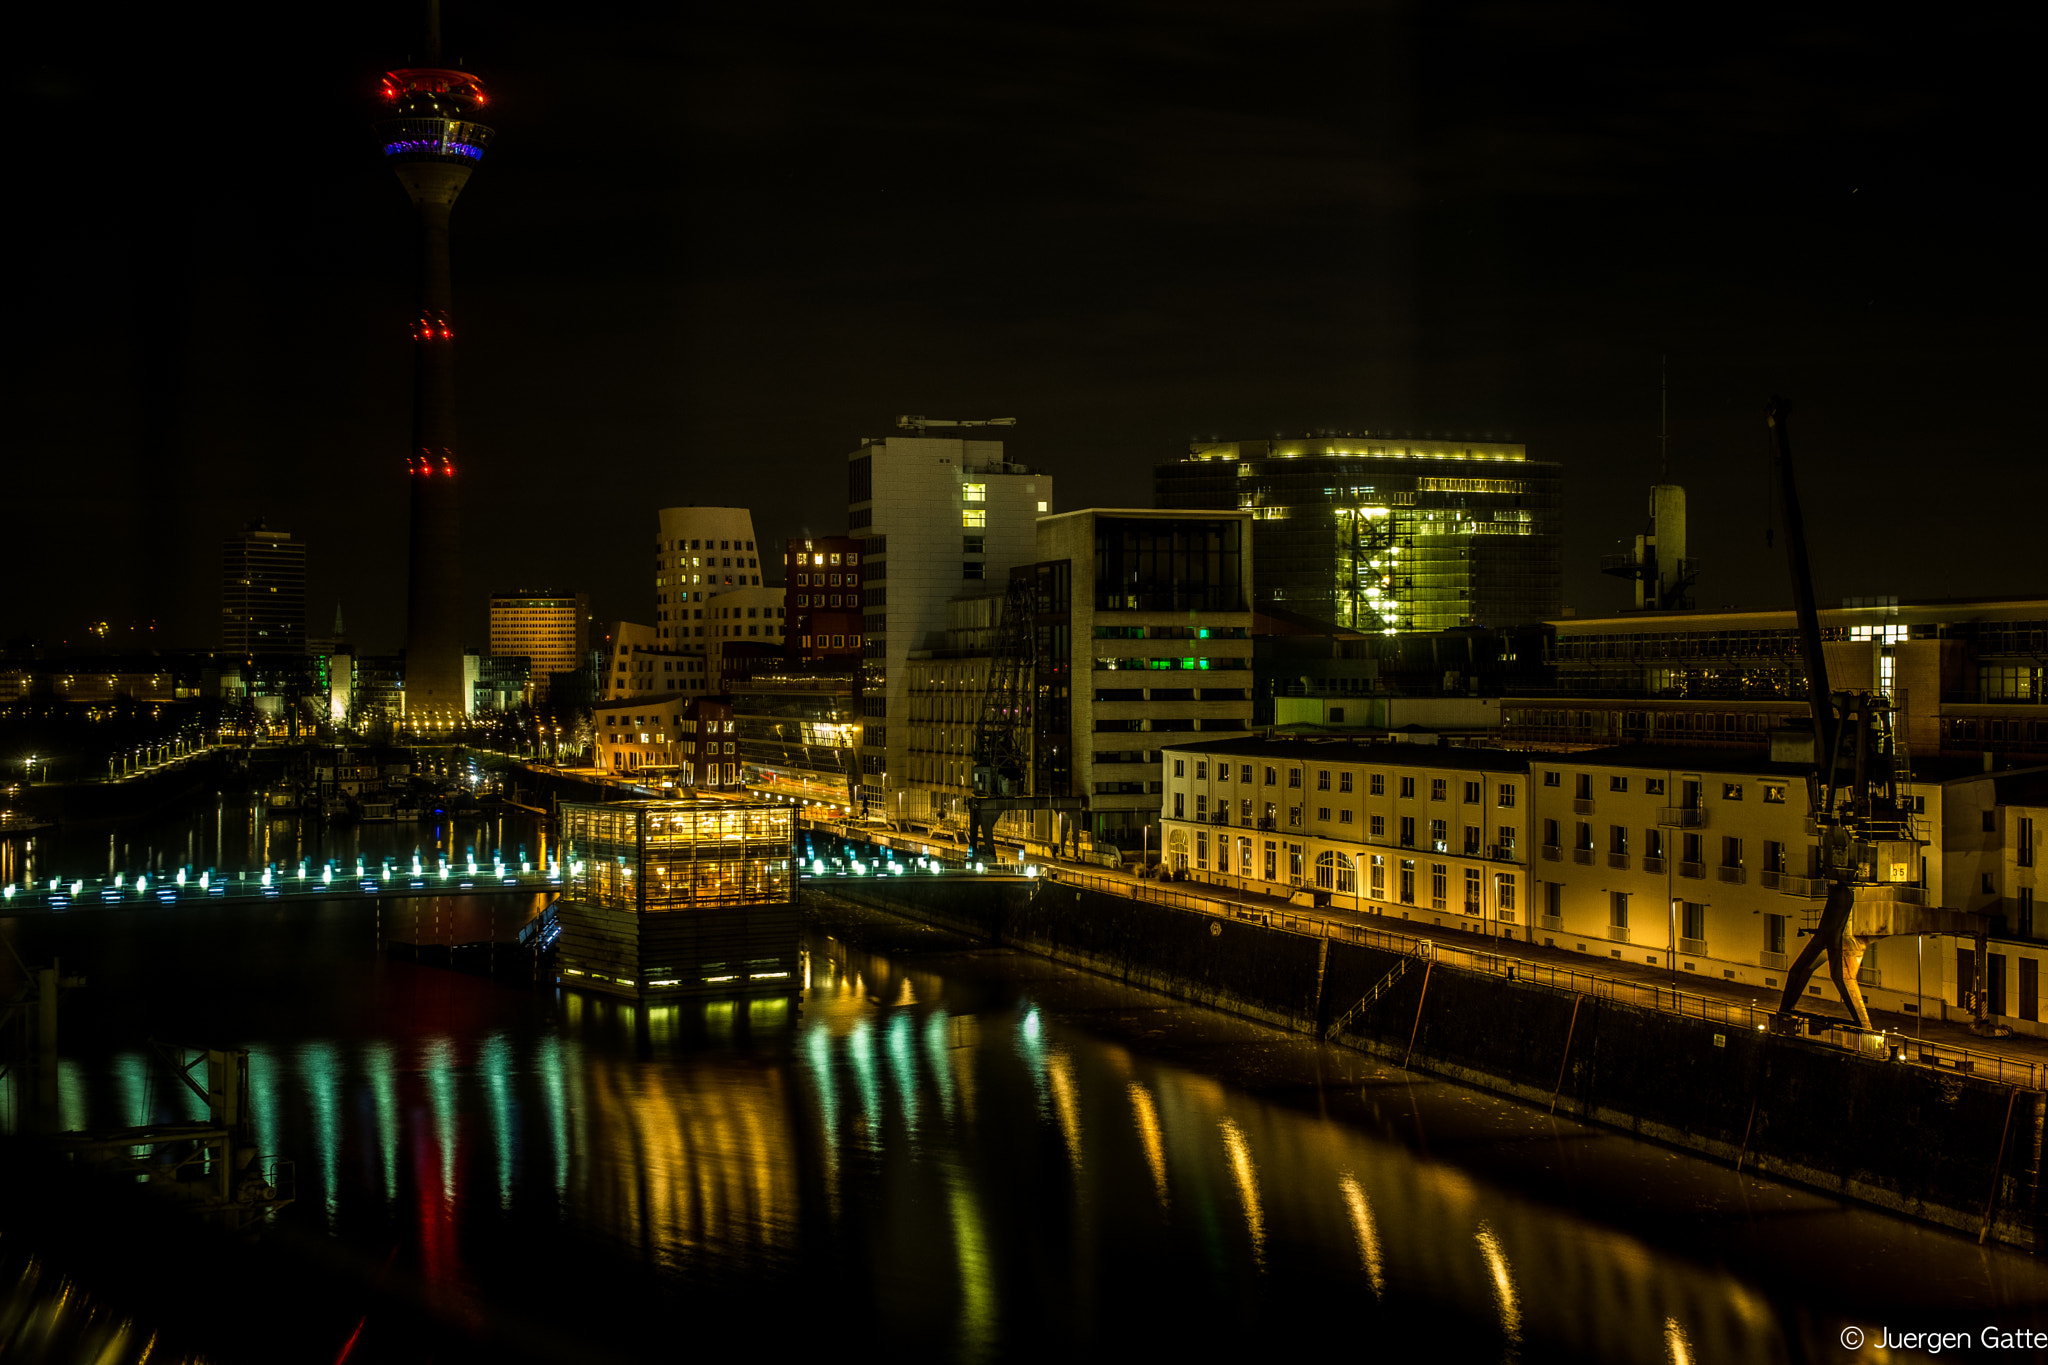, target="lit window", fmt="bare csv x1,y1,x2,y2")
962,510,986,528
1037,501,1048,512
962,483,987,502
